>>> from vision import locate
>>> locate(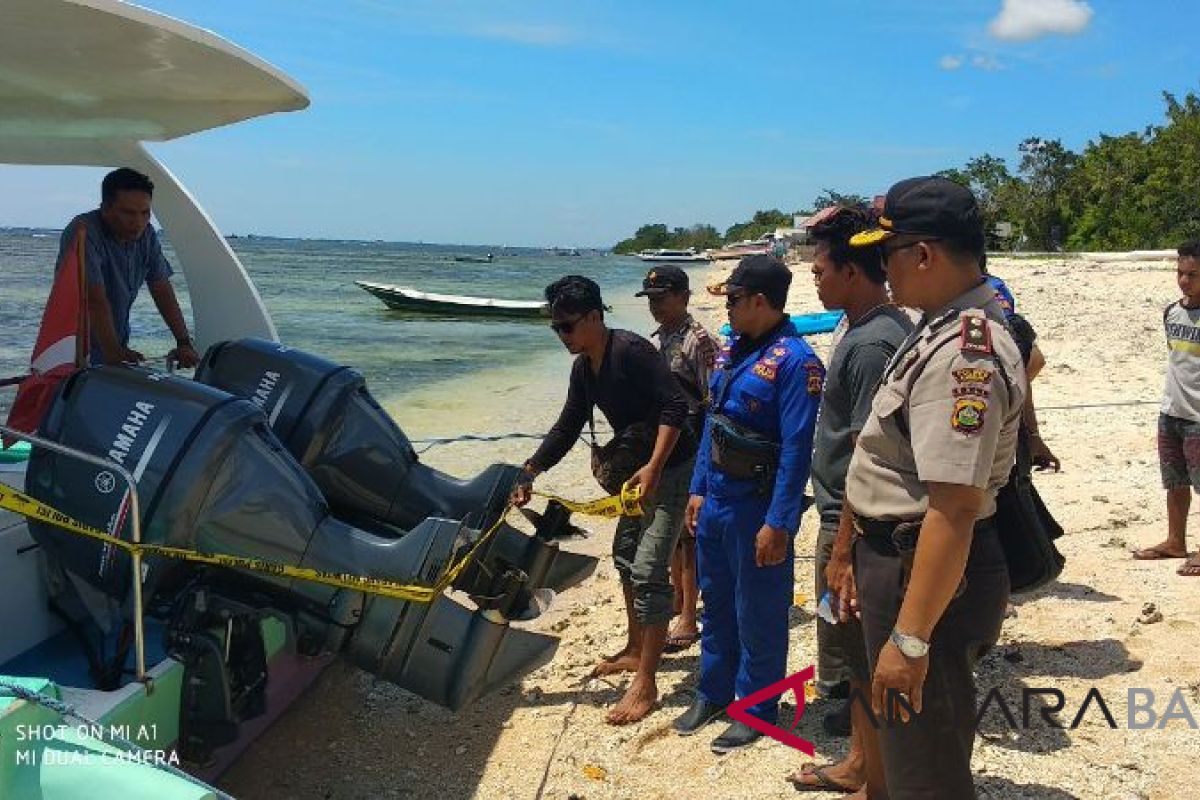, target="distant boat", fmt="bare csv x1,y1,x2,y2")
637,248,711,263
706,237,773,260
453,253,494,263
356,280,548,318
